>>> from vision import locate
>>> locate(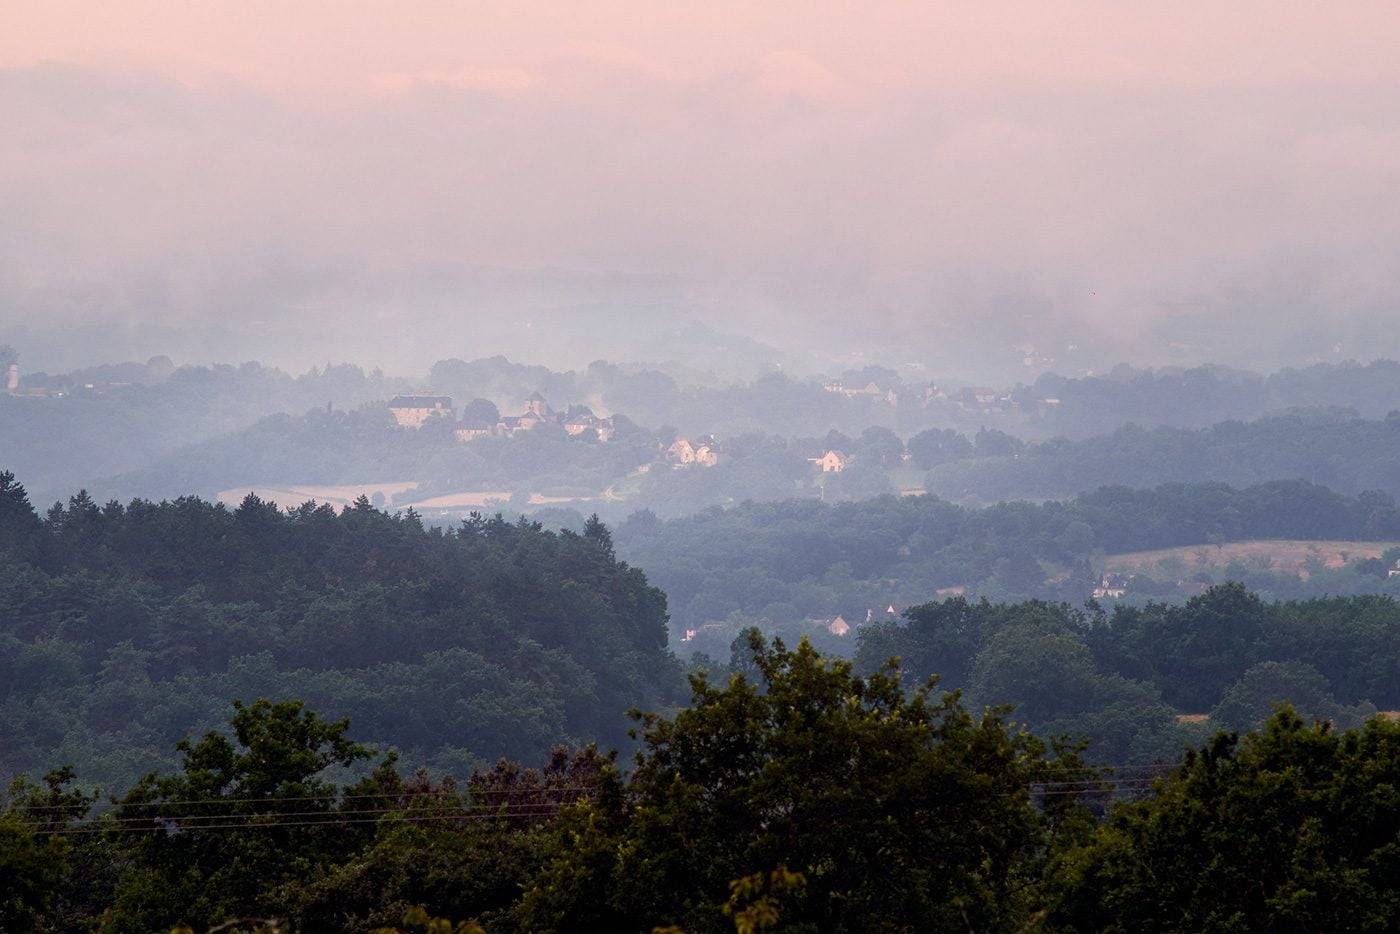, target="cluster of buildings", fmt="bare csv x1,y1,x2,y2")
388,392,617,442
666,435,722,467
662,439,852,474
821,379,900,406
821,377,1061,416
681,603,904,643
1092,573,1129,600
